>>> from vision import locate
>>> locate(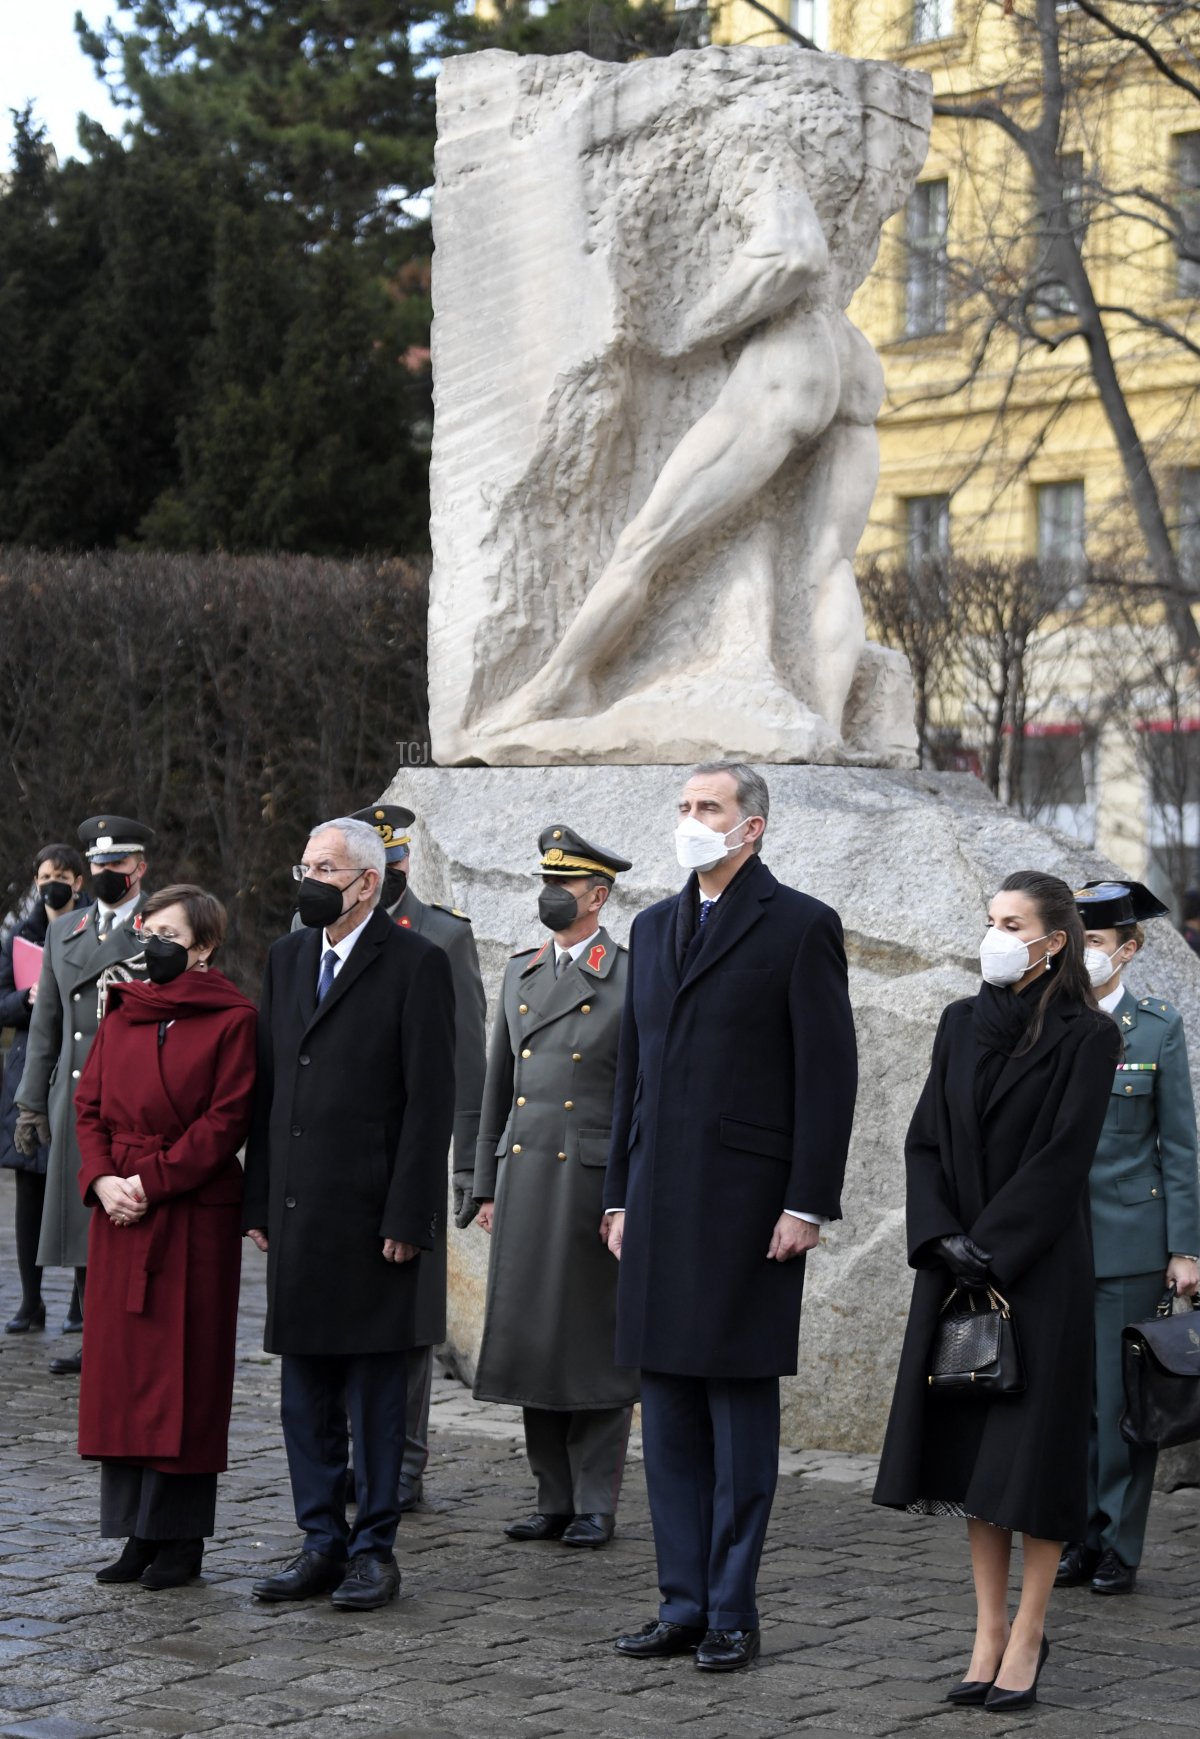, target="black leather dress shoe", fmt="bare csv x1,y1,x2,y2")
330,1553,400,1610
695,1629,761,1672
61,1310,84,1335
253,1549,345,1602
561,1513,614,1547
614,1619,707,1659
945,1679,994,1706
96,1537,159,1584
1056,1542,1101,1587
504,1512,572,1541
48,1348,82,1375
140,1539,204,1590
5,1302,45,1334
397,1478,423,1514
1091,1549,1136,1594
